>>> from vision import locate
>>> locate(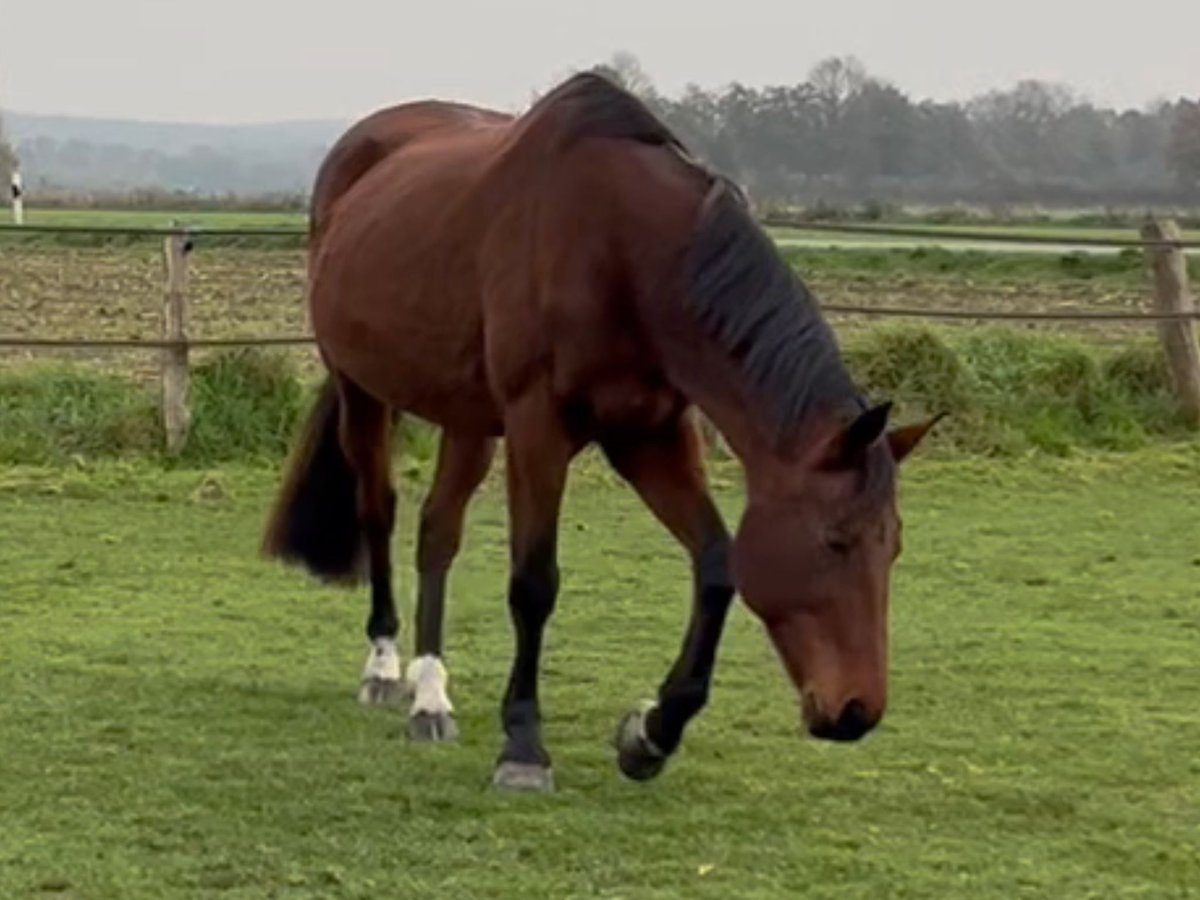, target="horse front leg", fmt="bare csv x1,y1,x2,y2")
491,391,577,792
602,414,735,781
